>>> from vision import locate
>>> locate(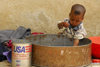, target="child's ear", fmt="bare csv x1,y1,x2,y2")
69,13,71,16
82,16,84,20
69,13,71,17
